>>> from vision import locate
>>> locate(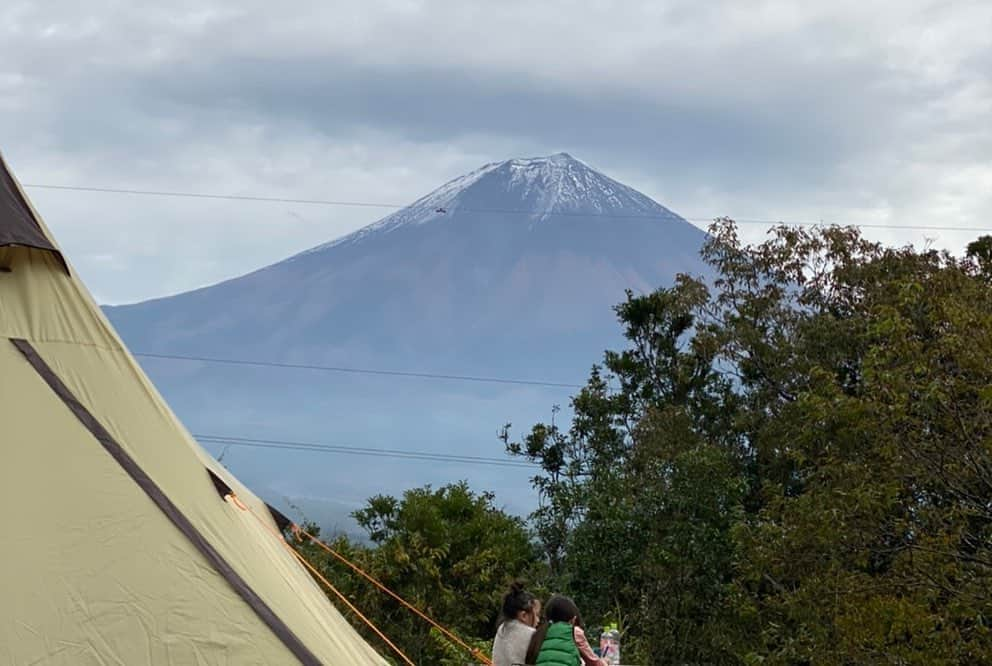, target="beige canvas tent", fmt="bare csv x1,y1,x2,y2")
0,151,389,665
